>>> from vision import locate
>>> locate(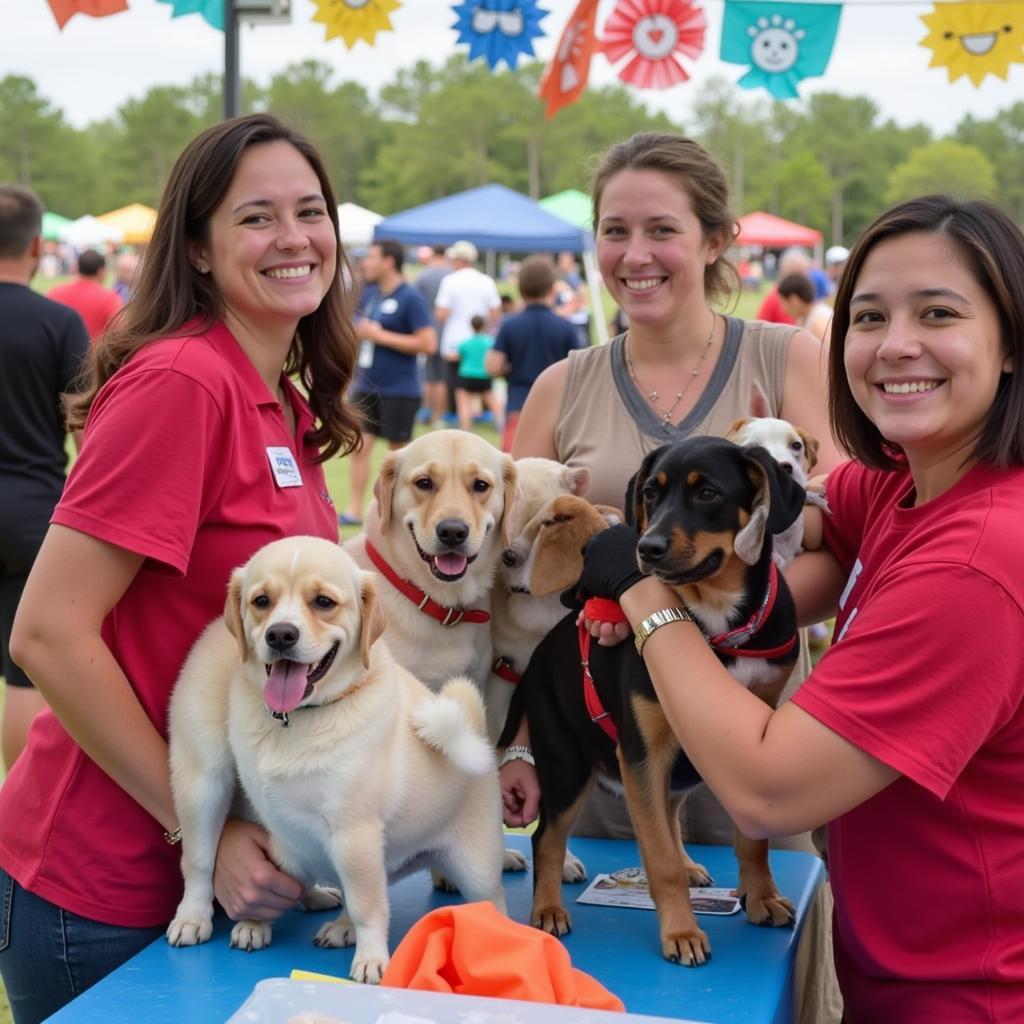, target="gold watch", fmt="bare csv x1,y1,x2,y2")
634,606,695,655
